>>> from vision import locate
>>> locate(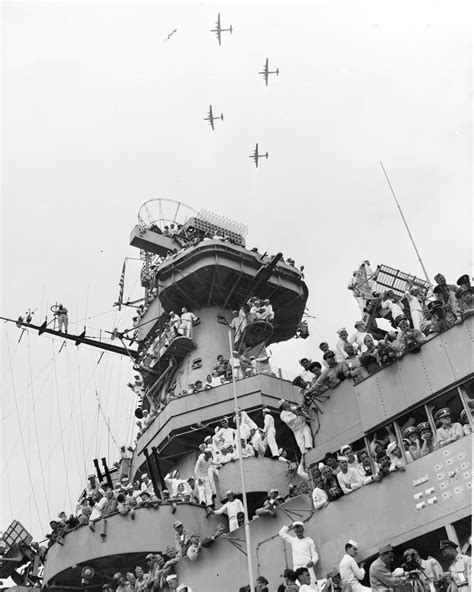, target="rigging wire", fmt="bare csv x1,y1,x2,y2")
27,333,51,517
2,417,13,516
64,346,86,483
95,389,121,454
5,327,45,534
2,340,64,420
52,340,74,511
